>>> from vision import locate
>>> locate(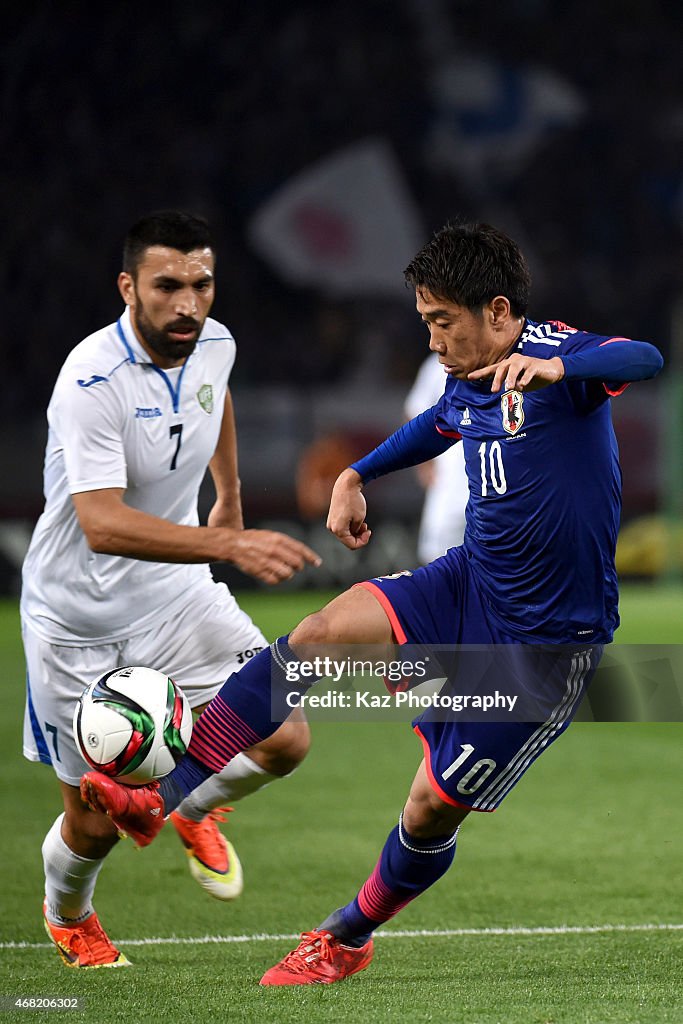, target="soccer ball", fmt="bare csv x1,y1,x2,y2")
73,666,193,785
